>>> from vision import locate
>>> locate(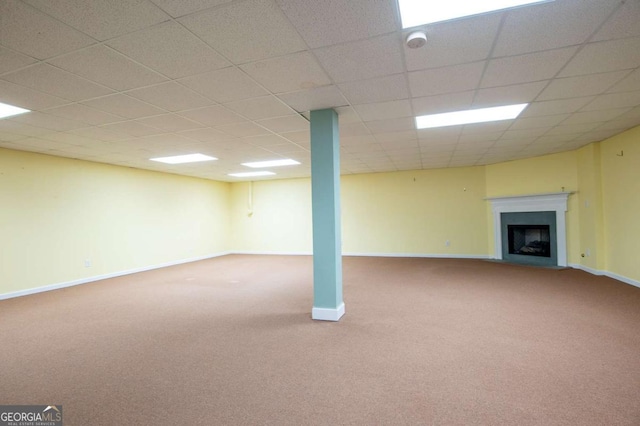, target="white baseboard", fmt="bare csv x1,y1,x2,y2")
232,251,492,259
312,303,345,321
569,263,640,289
603,271,640,289
343,252,493,259
0,252,231,301
231,251,312,256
